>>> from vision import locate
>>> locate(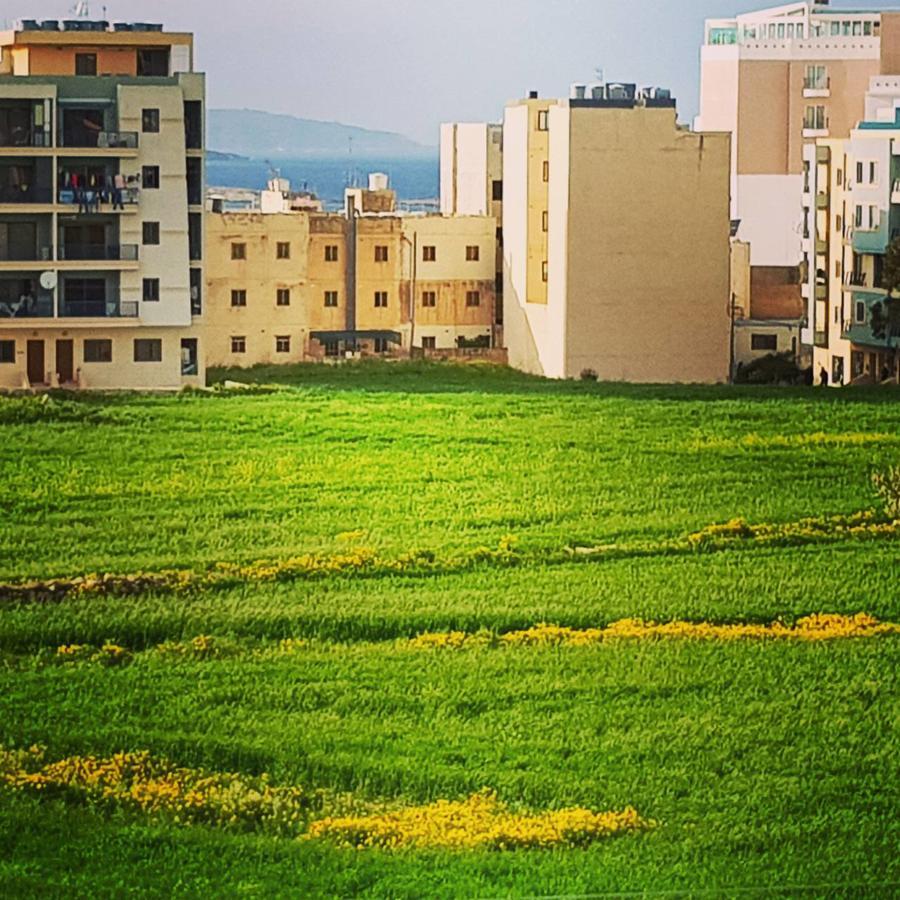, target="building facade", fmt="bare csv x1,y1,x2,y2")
503,86,732,383
0,18,205,390
697,1,900,326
